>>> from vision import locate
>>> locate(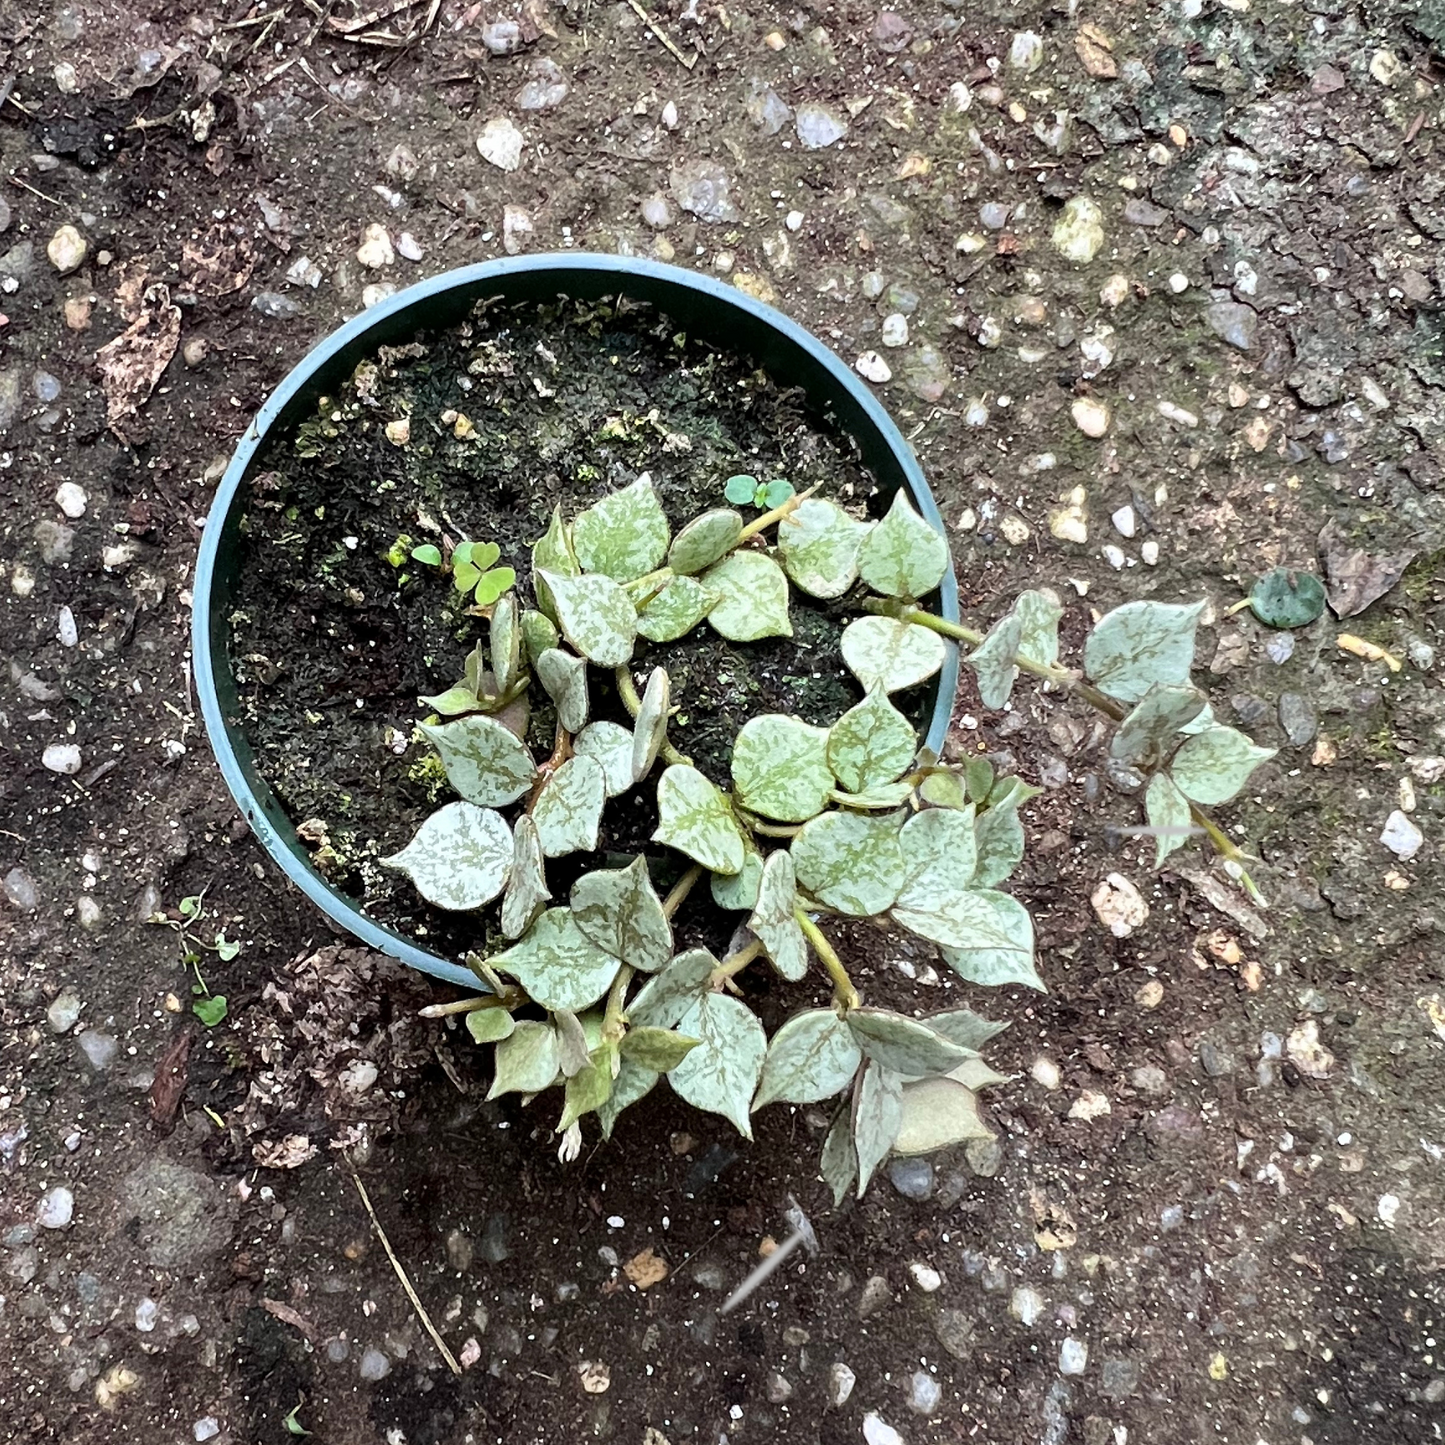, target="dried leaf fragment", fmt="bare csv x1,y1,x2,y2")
1075,23,1117,78
623,1247,670,1289
95,282,182,442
